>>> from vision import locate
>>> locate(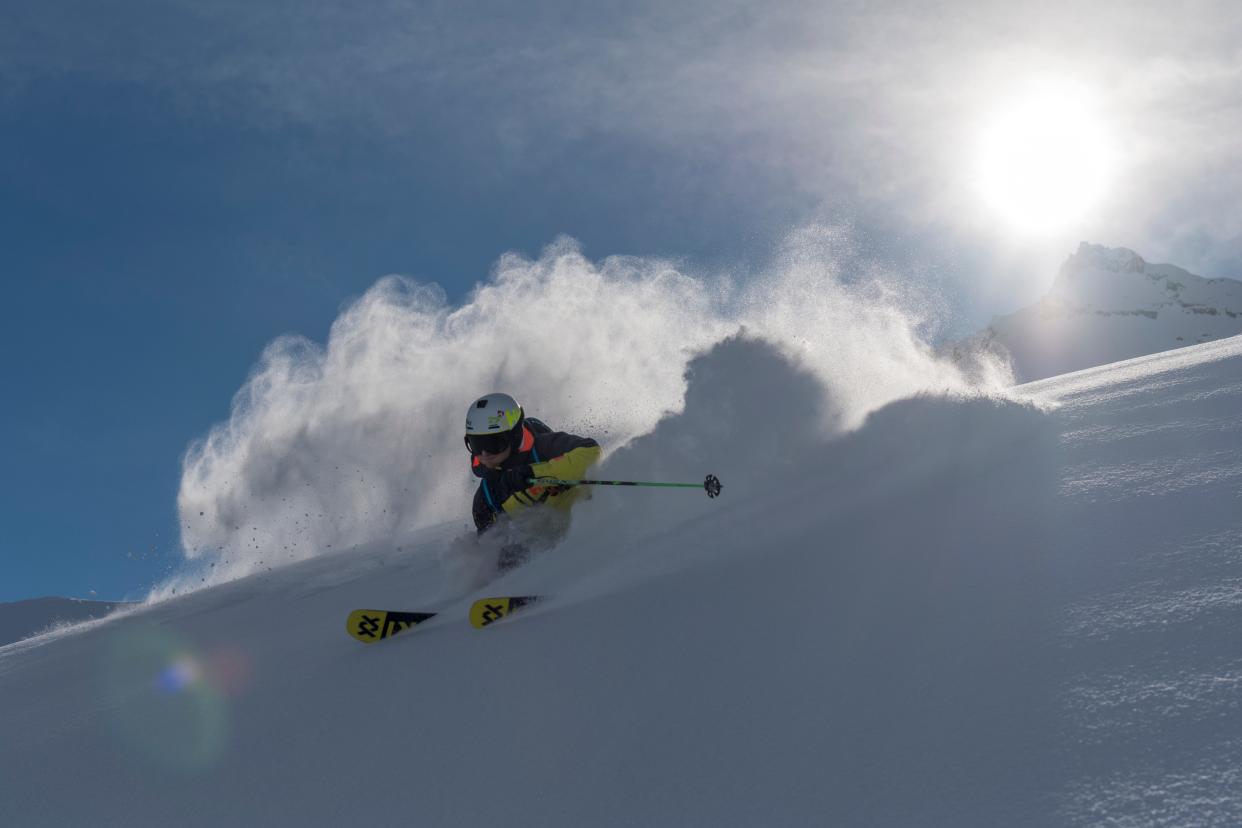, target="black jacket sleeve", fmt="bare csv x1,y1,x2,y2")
472,486,498,534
